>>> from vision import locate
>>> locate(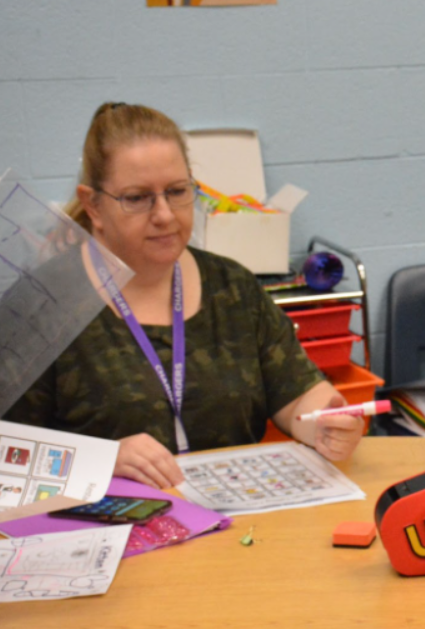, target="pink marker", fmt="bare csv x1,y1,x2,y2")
296,400,392,421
